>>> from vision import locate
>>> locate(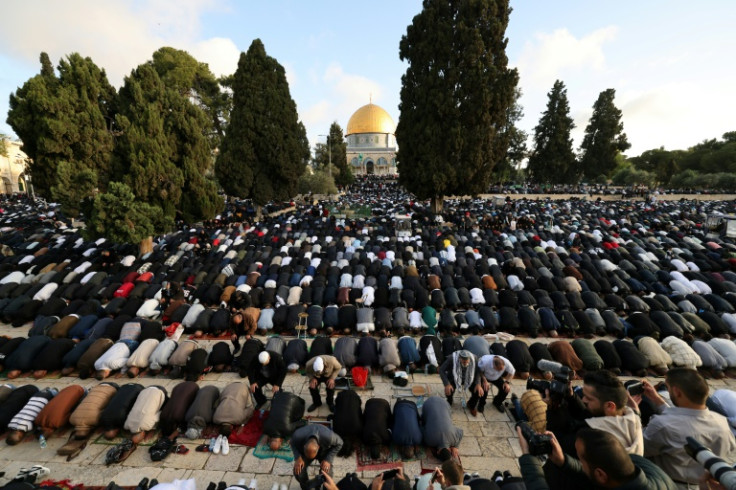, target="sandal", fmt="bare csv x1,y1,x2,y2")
13,465,50,482
105,438,137,465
